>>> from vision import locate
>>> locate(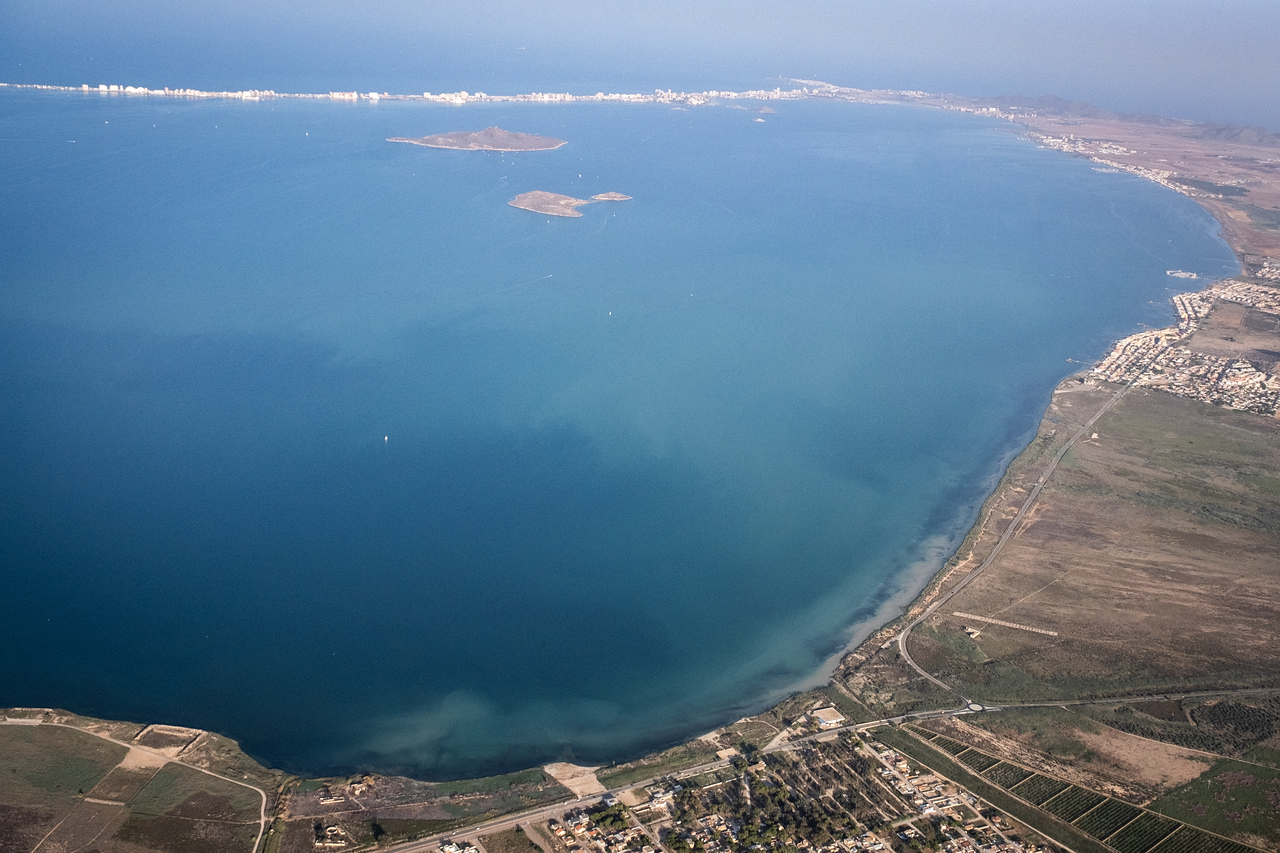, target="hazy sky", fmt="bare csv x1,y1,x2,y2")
3,0,1279,129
